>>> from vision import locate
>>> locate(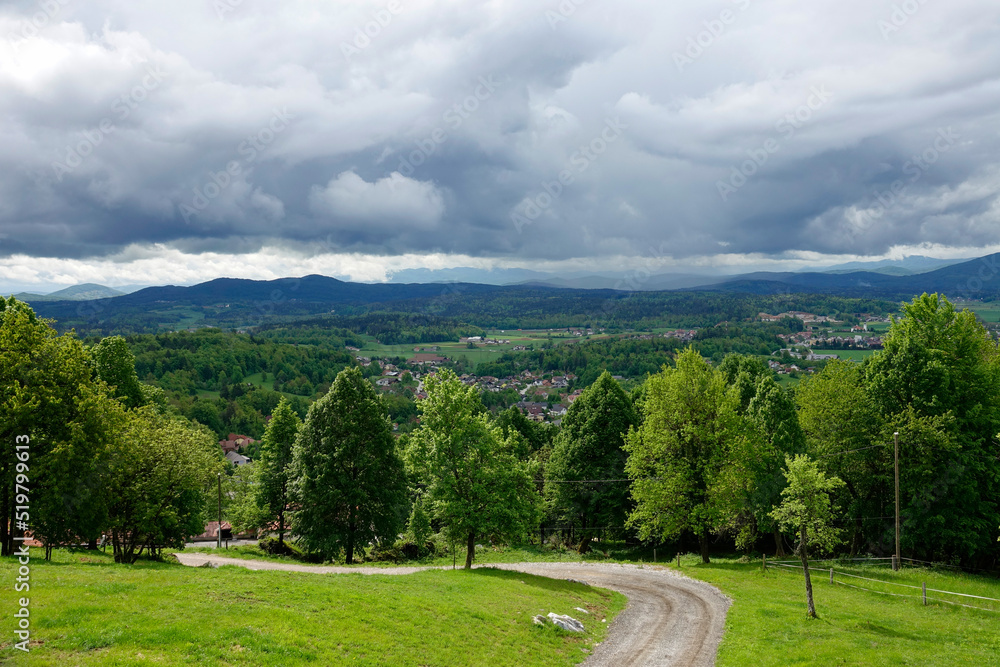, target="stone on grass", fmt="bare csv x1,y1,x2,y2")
532,615,547,626
574,607,589,614
547,612,585,633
